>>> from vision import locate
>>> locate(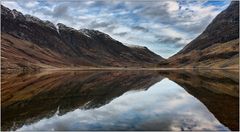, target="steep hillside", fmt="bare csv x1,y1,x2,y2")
1,33,72,71
165,1,239,69
164,39,239,68
1,5,164,71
